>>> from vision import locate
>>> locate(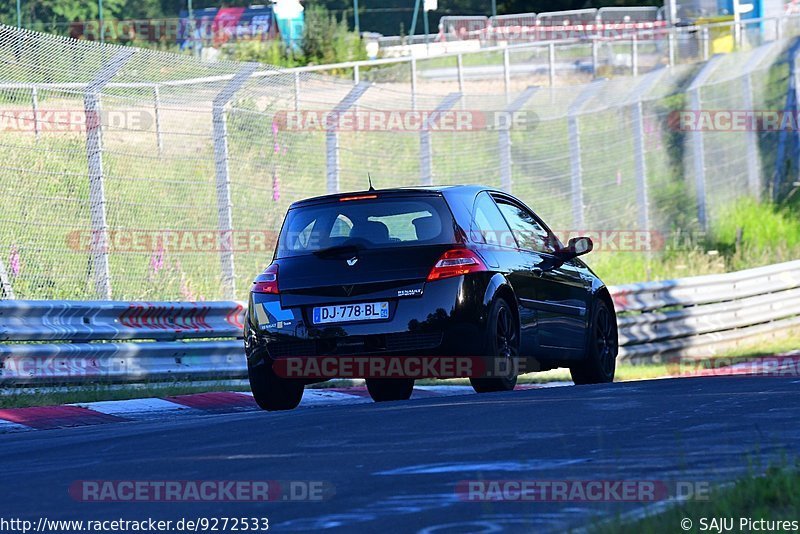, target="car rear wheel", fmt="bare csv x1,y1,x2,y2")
366,378,415,402
248,359,304,411
470,297,519,393
570,299,617,385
